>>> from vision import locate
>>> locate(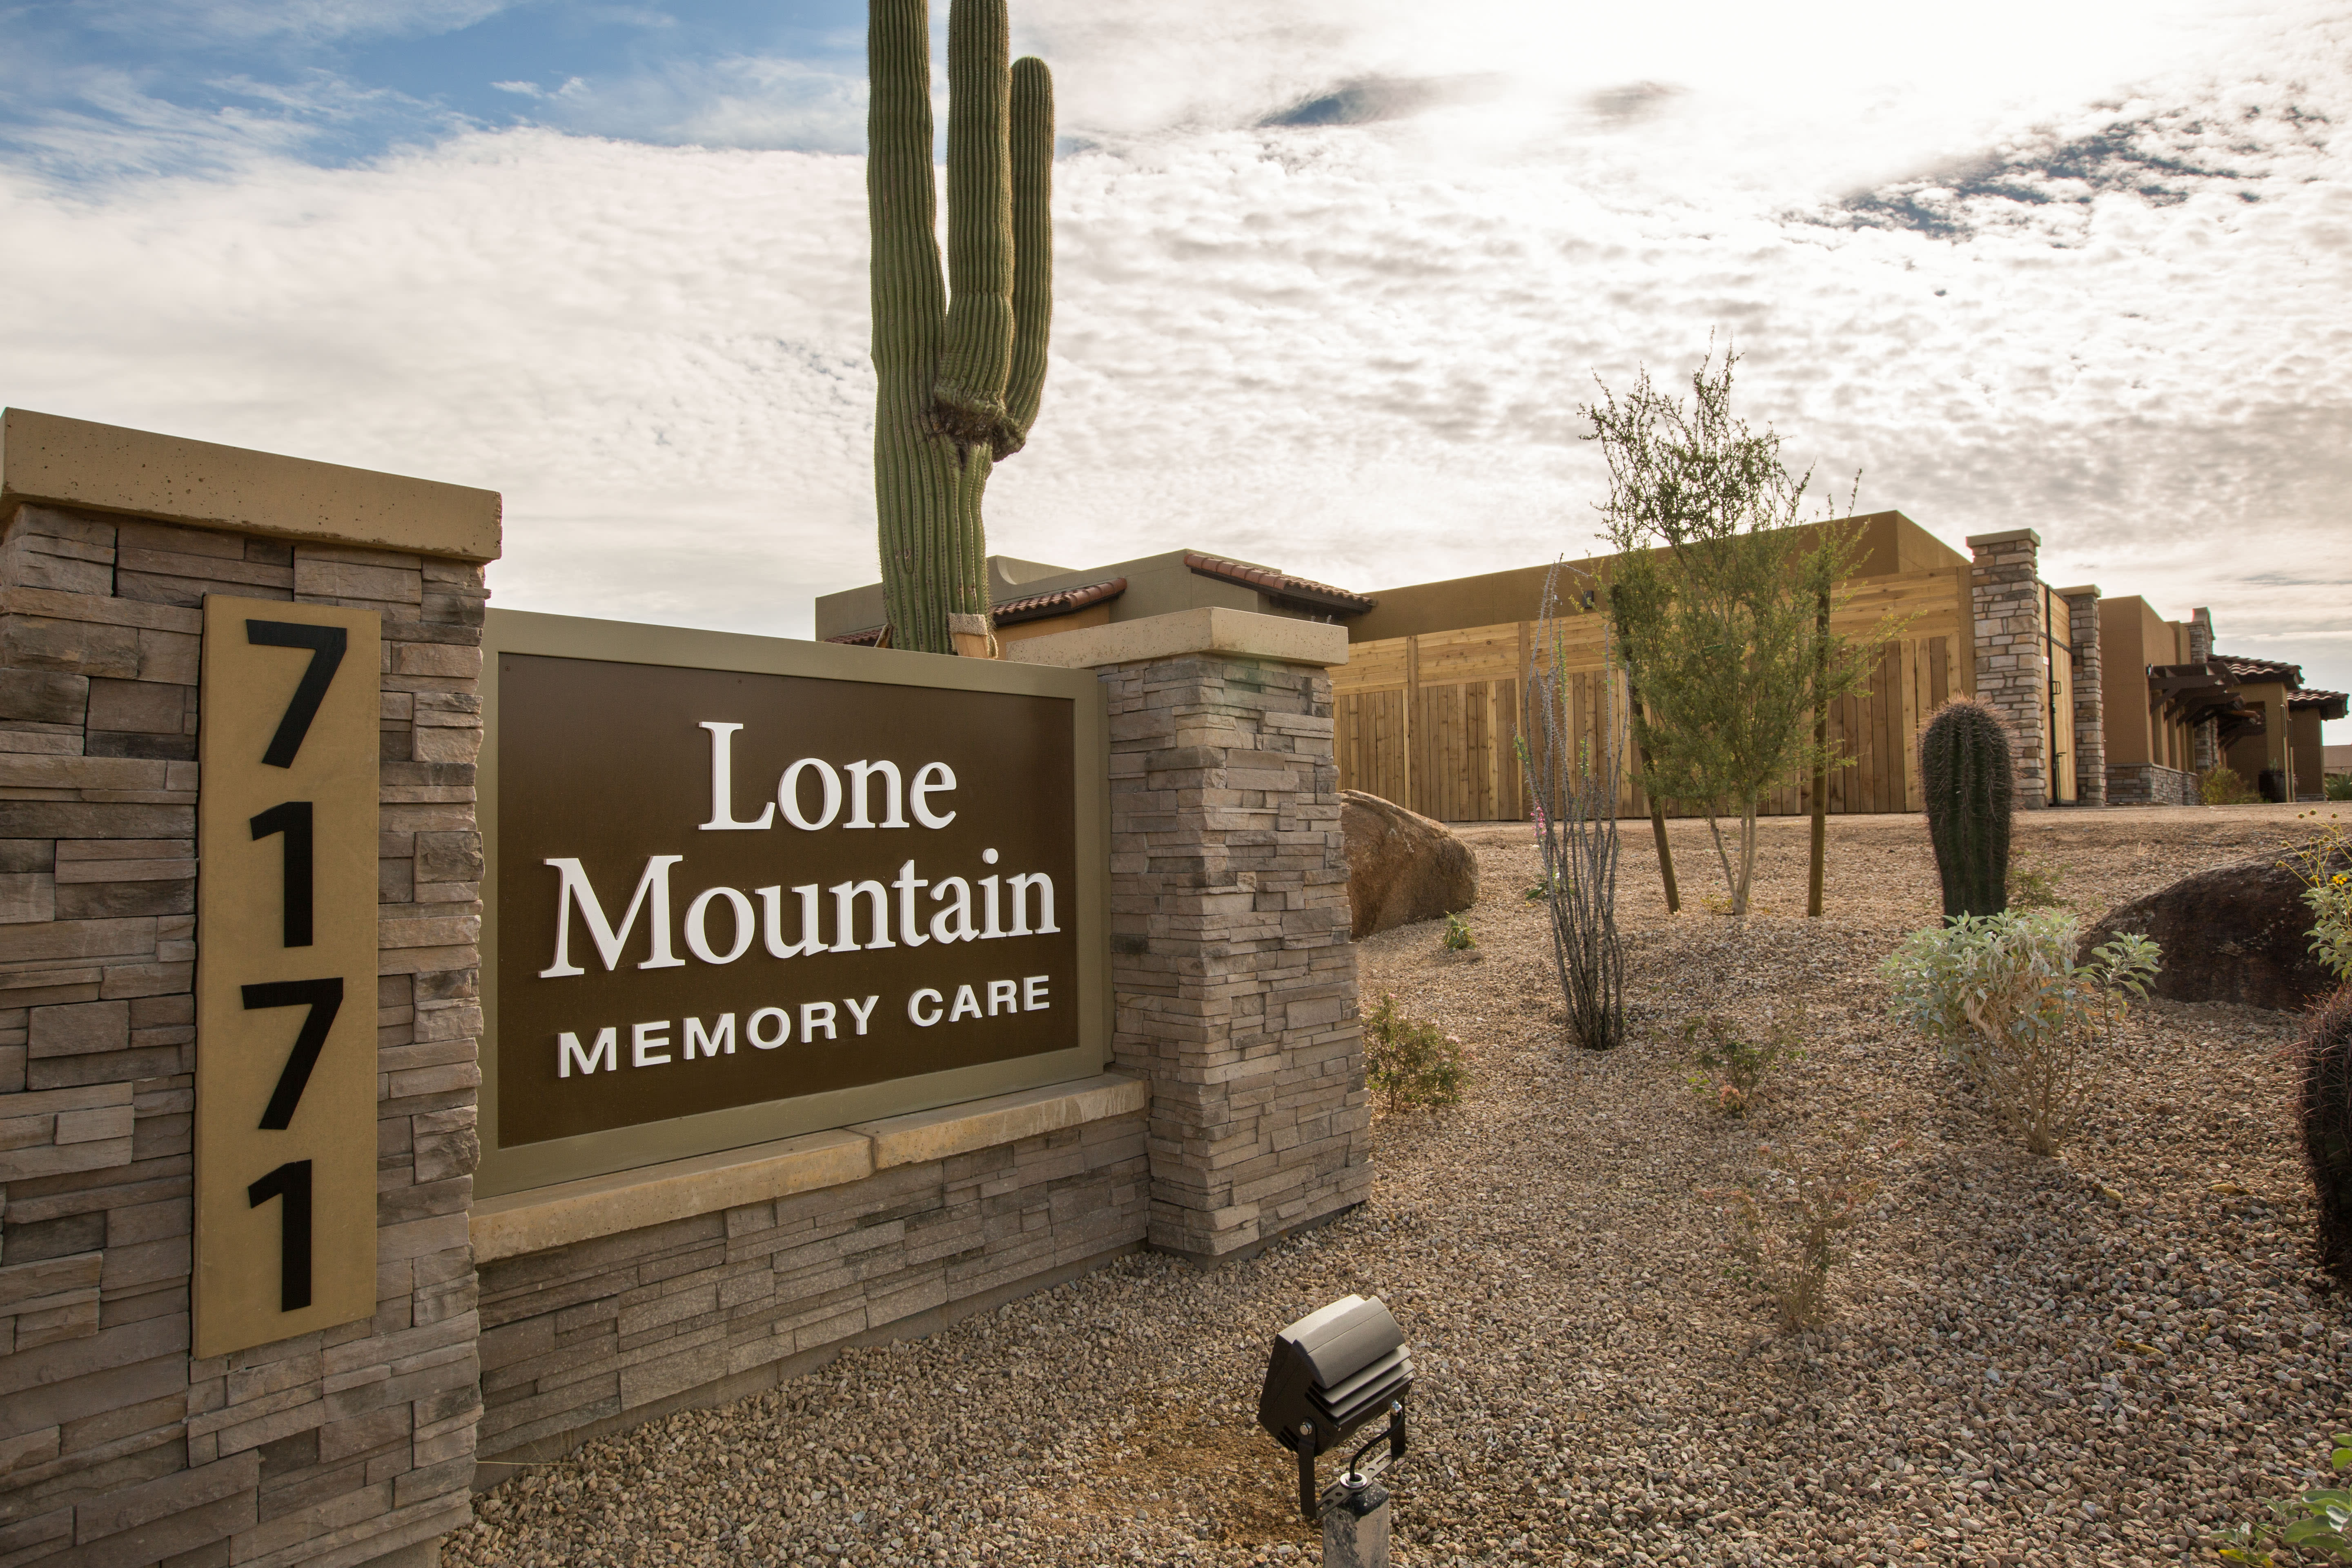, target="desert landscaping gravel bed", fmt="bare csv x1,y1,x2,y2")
449,802,2350,1568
